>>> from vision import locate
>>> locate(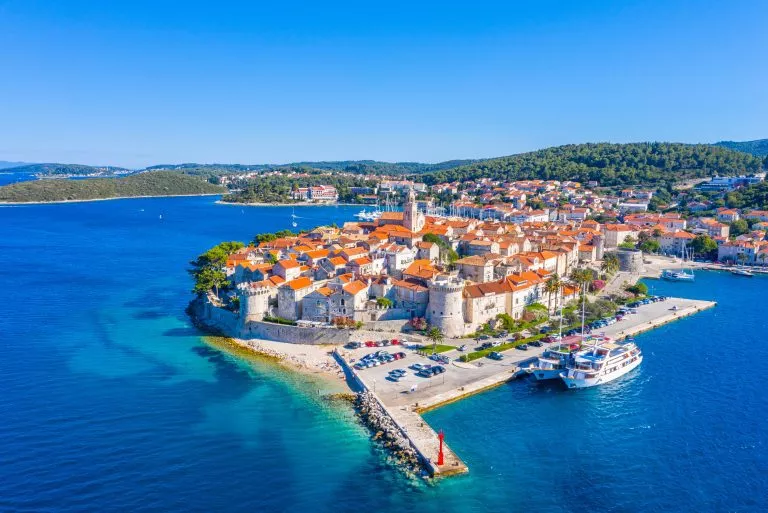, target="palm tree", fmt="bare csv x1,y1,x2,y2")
737,252,748,267
570,267,593,296
601,253,620,276
759,252,767,268
426,326,444,353
544,273,561,314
